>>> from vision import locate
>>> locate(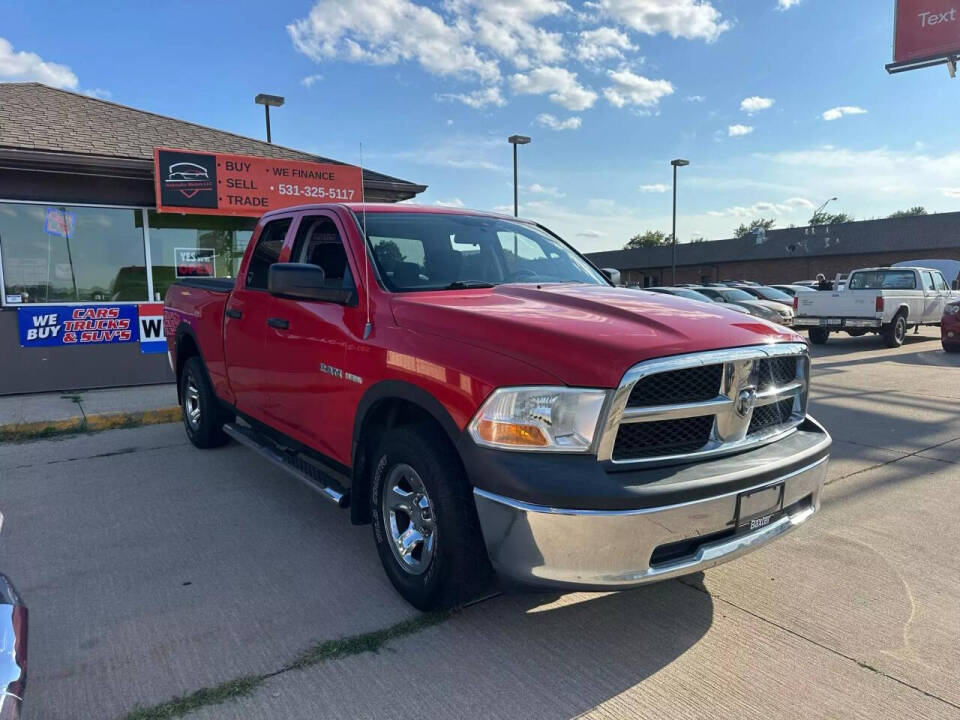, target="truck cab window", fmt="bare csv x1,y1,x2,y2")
290,216,355,290
921,271,936,292
245,218,291,289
